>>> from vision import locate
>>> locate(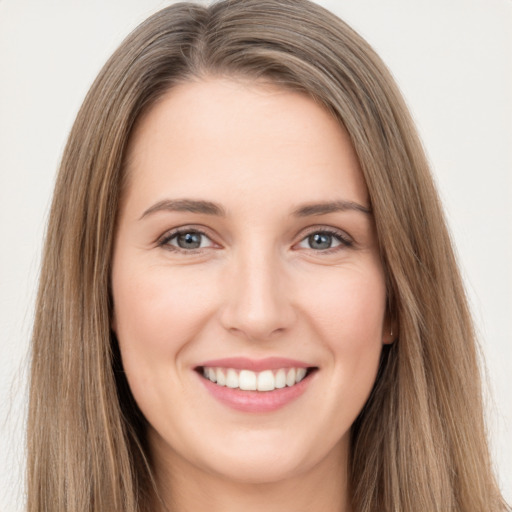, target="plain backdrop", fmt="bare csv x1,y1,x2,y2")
1,0,511,509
